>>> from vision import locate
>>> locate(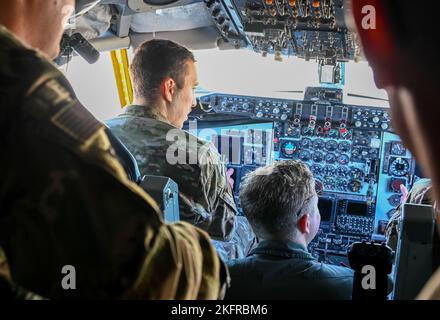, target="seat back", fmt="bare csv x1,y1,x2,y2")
105,127,142,184
140,176,180,222
393,203,436,299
